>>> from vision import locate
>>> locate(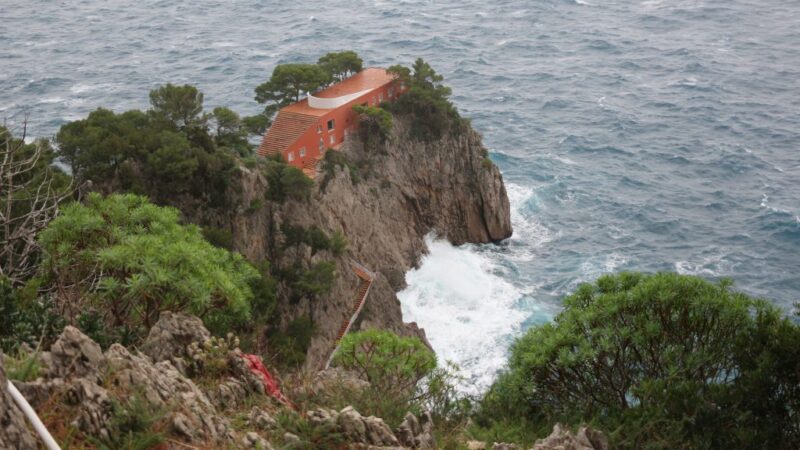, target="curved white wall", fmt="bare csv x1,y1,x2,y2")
307,88,371,109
